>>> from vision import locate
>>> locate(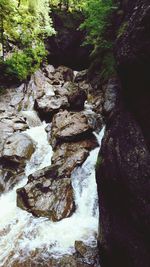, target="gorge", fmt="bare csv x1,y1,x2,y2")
0,0,150,267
